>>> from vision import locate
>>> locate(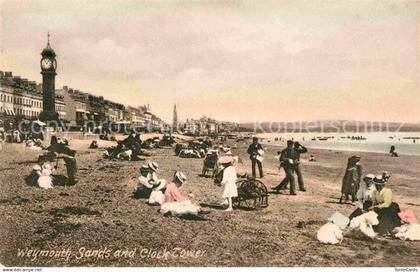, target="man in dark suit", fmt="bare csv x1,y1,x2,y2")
45,136,77,185
294,141,307,192
247,137,264,178
273,140,298,195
